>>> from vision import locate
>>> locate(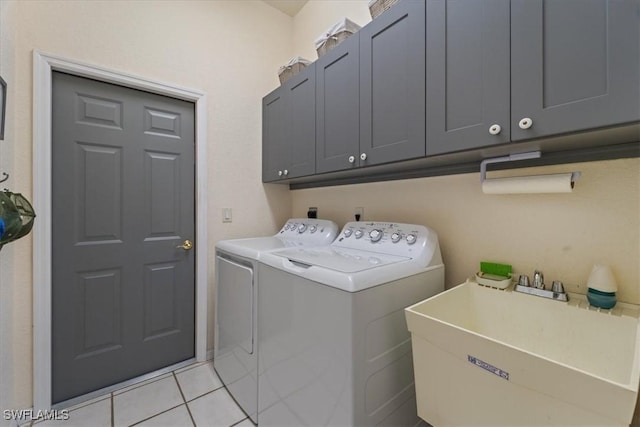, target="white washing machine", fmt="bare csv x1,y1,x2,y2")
257,221,445,427
214,219,338,423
